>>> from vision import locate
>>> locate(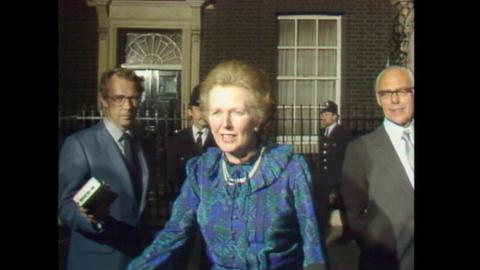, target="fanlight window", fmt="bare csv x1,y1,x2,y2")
125,33,182,65
121,32,183,113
